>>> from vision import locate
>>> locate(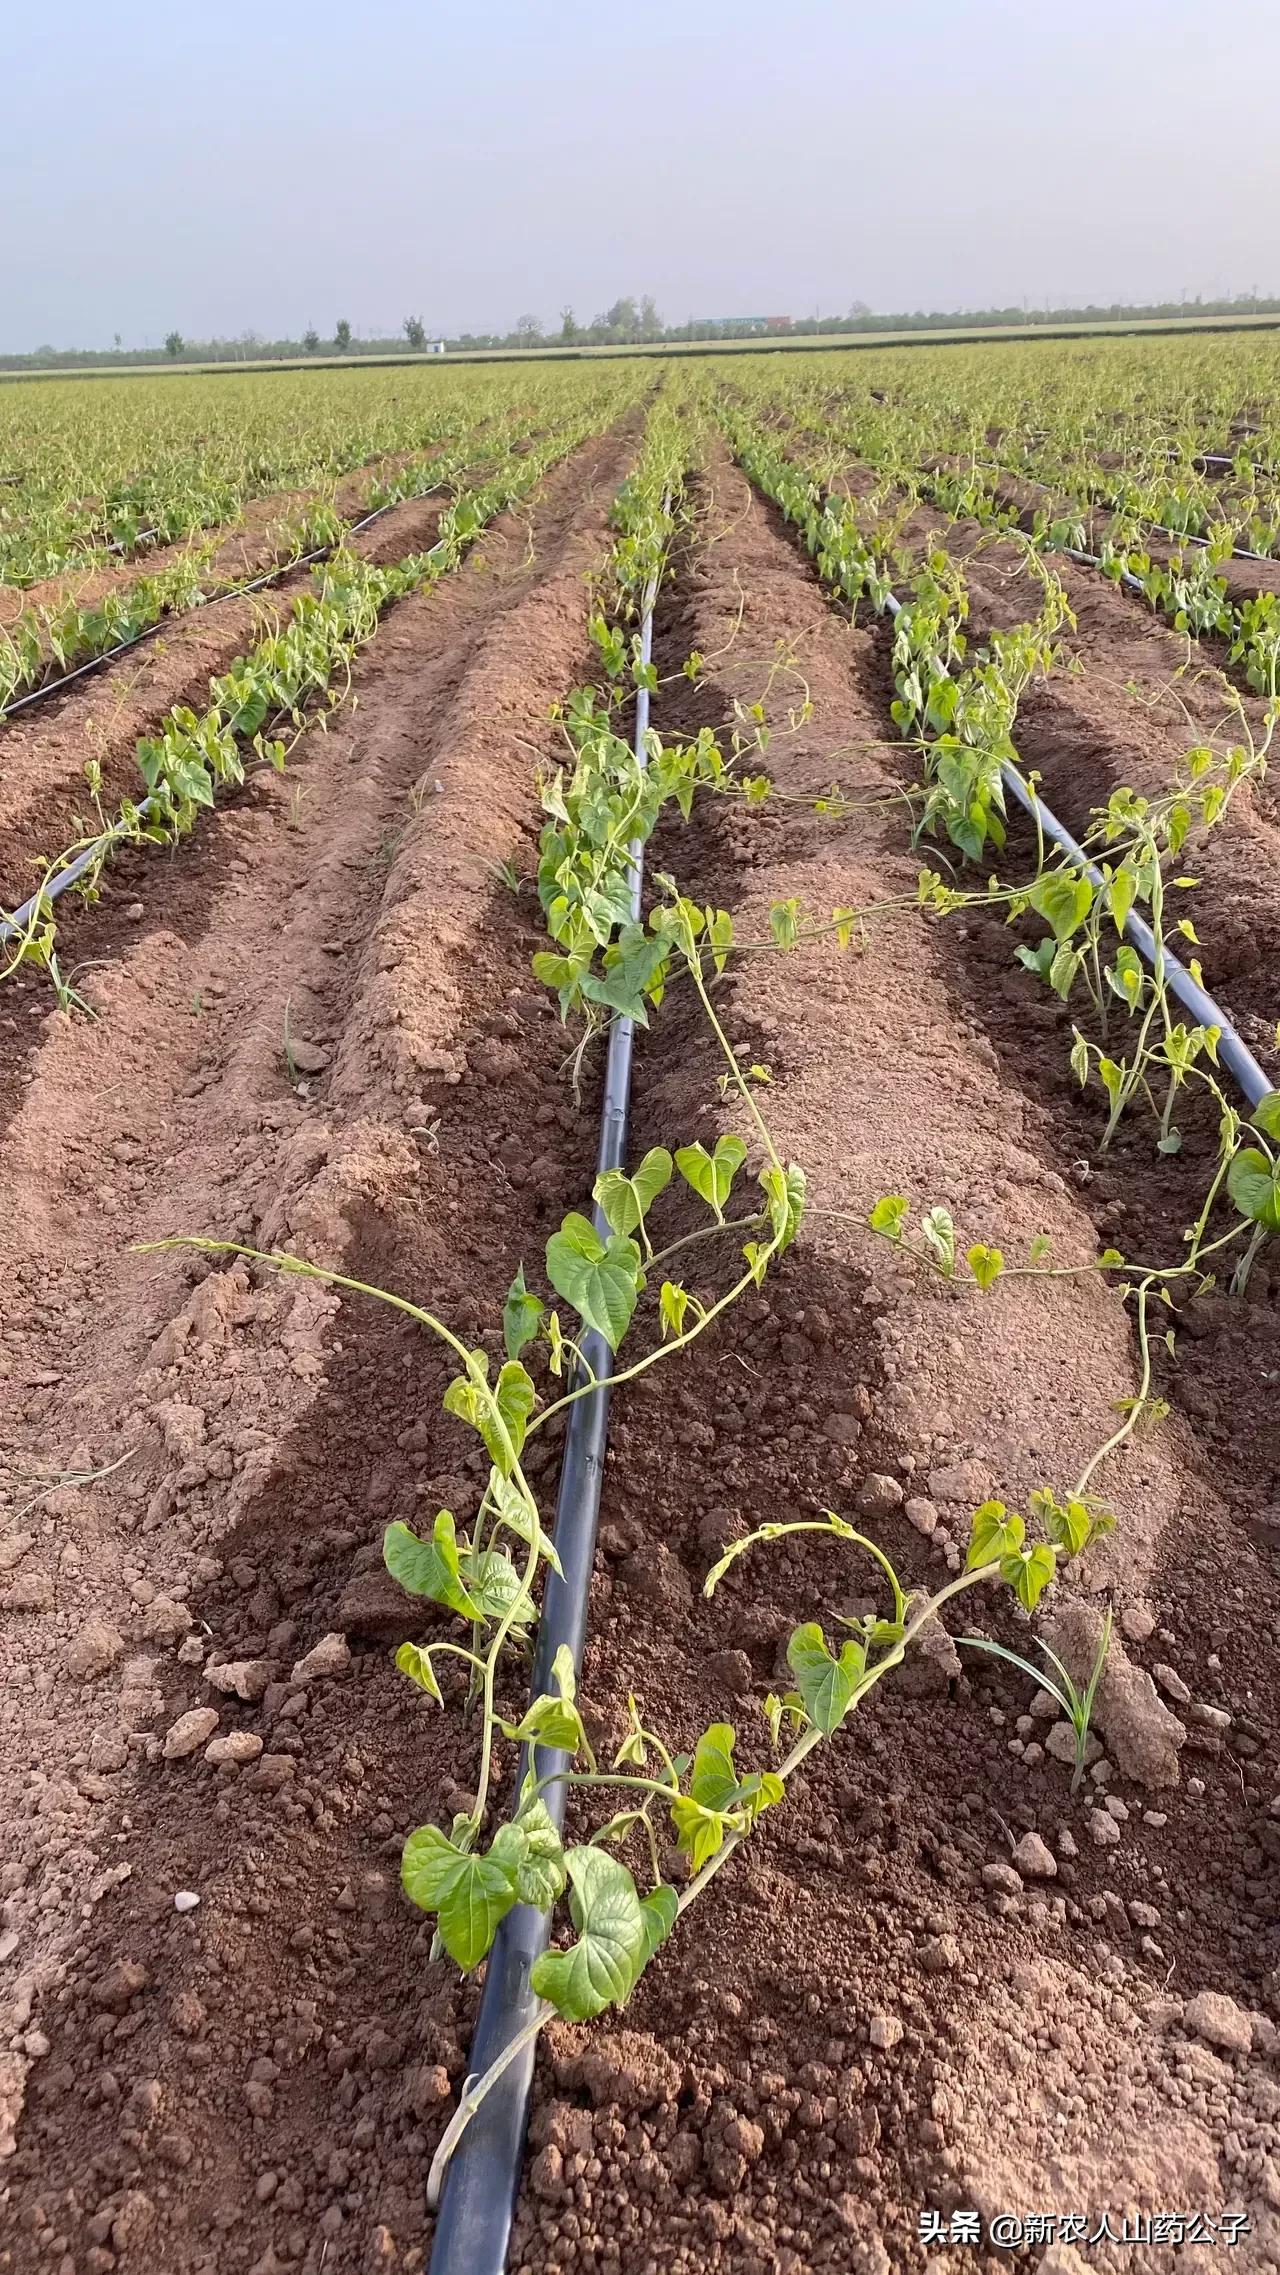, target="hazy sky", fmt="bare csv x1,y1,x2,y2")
6,0,1278,350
